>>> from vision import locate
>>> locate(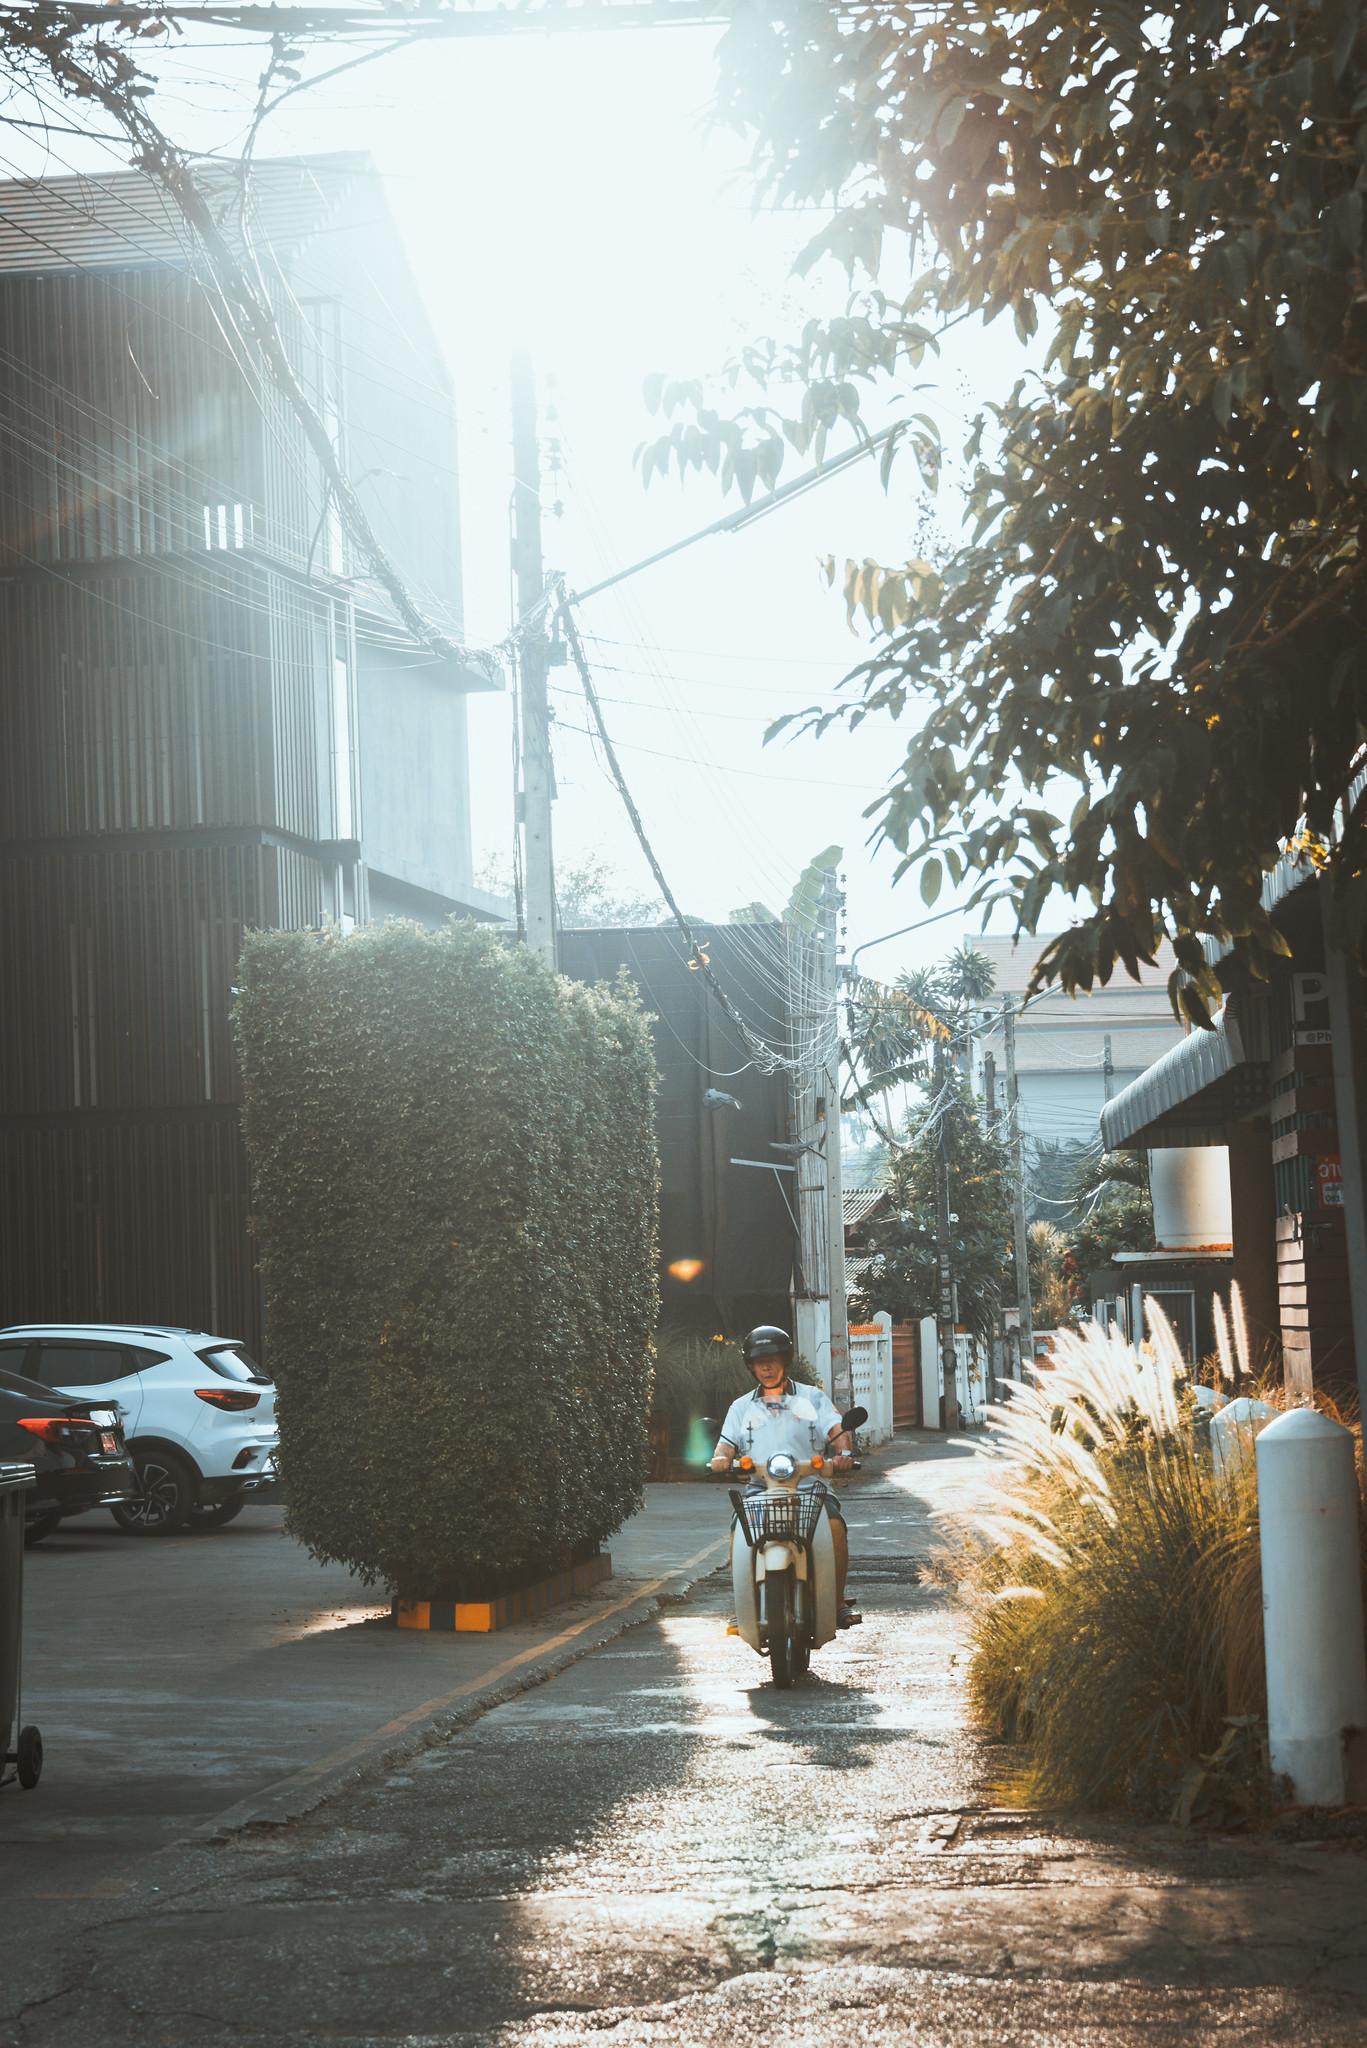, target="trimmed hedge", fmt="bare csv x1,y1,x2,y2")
233,920,659,1597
